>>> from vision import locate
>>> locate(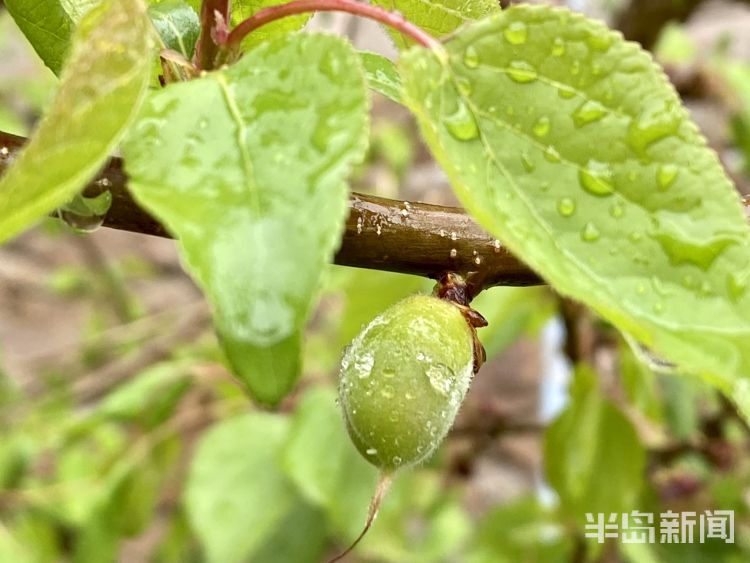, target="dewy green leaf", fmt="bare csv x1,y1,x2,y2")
231,0,311,50
372,0,498,49
186,412,297,563
122,33,369,405
360,51,402,104
281,386,376,510
5,0,100,74
544,365,645,518
400,6,750,404
149,0,200,59
0,0,154,244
